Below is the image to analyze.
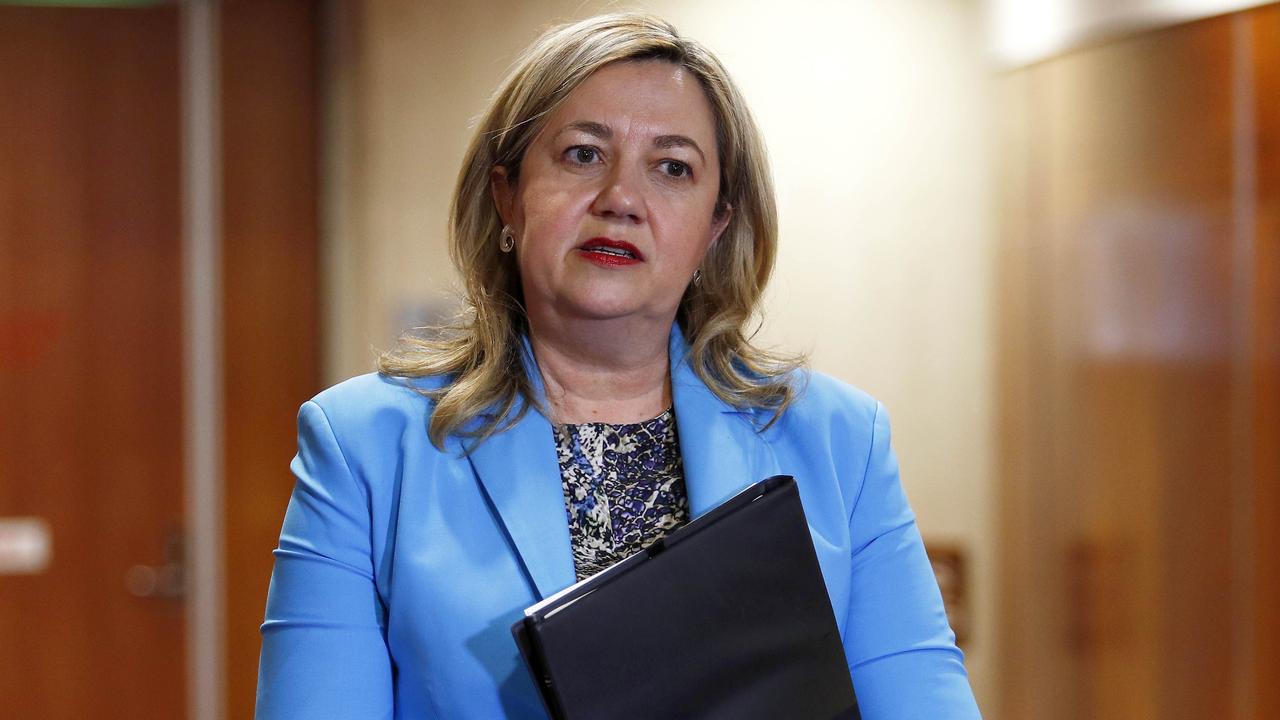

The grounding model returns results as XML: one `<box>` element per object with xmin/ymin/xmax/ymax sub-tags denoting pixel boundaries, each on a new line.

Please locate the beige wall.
<box><xmin>323</xmin><ymin>0</ymin><xmax>996</xmax><ymax>713</ymax></box>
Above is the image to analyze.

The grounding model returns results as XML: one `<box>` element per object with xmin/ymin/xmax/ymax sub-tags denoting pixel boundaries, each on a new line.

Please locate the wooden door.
<box><xmin>0</xmin><ymin>6</ymin><xmax>186</xmax><ymax>718</ymax></box>
<box><xmin>0</xmin><ymin>3</ymin><xmax>322</xmax><ymax>716</ymax></box>
<box><xmin>219</xmin><ymin>1</ymin><xmax>322</xmax><ymax>716</ymax></box>
<box><xmin>998</xmin><ymin>6</ymin><xmax>1280</xmax><ymax>719</ymax></box>
<box><xmin>1253</xmin><ymin>7</ymin><xmax>1280</xmax><ymax>718</ymax></box>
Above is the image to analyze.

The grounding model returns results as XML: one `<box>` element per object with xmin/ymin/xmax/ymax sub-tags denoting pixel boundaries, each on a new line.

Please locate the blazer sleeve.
<box><xmin>842</xmin><ymin>401</ymin><xmax>982</xmax><ymax>719</ymax></box>
<box><xmin>255</xmin><ymin>401</ymin><xmax>401</xmax><ymax>720</ymax></box>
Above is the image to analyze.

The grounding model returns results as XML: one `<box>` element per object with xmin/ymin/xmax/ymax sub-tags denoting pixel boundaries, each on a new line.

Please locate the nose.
<box><xmin>589</xmin><ymin>164</ymin><xmax>645</xmax><ymax>224</ymax></box>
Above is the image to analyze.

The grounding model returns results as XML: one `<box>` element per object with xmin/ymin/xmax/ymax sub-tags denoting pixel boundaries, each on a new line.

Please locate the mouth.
<box><xmin>576</xmin><ymin>237</ymin><xmax>643</xmax><ymax>265</ymax></box>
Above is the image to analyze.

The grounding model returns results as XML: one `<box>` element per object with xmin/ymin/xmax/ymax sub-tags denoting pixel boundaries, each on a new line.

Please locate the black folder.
<box><xmin>511</xmin><ymin>475</ymin><xmax>860</xmax><ymax>720</ymax></box>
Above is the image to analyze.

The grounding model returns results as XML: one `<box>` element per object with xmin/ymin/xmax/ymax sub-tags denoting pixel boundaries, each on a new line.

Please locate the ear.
<box><xmin>490</xmin><ymin>165</ymin><xmax>515</xmax><ymax>225</ymax></box>
<box><xmin>708</xmin><ymin>202</ymin><xmax>733</xmax><ymax>248</ymax></box>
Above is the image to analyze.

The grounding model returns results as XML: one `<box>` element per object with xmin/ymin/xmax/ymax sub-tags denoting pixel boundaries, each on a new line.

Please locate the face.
<box><xmin>491</xmin><ymin>60</ymin><xmax>731</xmax><ymax>326</ymax></box>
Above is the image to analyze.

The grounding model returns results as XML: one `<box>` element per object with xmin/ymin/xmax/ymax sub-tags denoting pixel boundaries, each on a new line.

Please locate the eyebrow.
<box><xmin>557</xmin><ymin>121</ymin><xmax>706</xmax><ymax>164</ymax></box>
<box><xmin>654</xmin><ymin>134</ymin><xmax>706</xmax><ymax>164</ymax></box>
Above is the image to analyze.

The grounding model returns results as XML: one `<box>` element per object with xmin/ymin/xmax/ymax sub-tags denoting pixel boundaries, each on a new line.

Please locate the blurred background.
<box><xmin>0</xmin><ymin>0</ymin><xmax>1275</xmax><ymax>718</ymax></box>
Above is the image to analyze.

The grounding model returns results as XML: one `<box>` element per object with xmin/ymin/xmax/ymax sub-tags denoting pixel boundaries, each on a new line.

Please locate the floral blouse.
<box><xmin>552</xmin><ymin>408</ymin><xmax>689</xmax><ymax>581</ymax></box>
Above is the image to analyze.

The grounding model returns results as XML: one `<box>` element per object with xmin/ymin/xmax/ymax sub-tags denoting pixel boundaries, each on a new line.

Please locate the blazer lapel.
<box><xmin>669</xmin><ymin>328</ymin><xmax>781</xmax><ymax>516</ymax></box>
<box><xmin>464</xmin><ymin>343</ymin><xmax>575</xmax><ymax>600</ymax></box>
<box><xmin>463</xmin><ymin>328</ymin><xmax>781</xmax><ymax>599</ymax></box>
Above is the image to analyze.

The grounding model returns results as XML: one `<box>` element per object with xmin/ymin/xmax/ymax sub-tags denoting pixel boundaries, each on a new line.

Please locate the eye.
<box><xmin>566</xmin><ymin>146</ymin><xmax>601</xmax><ymax>165</ymax></box>
<box><xmin>660</xmin><ymin>160</ymin><xmax>691</xmax><ymax>179</ymax></box>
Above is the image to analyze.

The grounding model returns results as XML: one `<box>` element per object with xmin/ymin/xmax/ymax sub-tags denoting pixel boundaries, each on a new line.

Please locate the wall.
<box><xmin>323</xmin><ymin>0</ymin><xmax>997</xmax><ymax>712</ymax></box>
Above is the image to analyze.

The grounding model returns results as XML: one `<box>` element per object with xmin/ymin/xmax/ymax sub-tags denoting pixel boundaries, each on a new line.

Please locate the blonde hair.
<box><xmin>379</xmin><ymin>12</ymin><xmax>803</xmax><ymax>450</ymax></box>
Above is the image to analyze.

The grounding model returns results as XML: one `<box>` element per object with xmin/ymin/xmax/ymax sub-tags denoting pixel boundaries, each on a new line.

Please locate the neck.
<box><xmin>527</xmin><ymin>314</ymin><xmax>673</xmax><ymax>425</ymax></box>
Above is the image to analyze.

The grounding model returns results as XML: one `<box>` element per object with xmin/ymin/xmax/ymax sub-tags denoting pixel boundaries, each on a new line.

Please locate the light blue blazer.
<box><xmin>256</xmin><ymin>328</ymin><xmax>981</xmax><ymax>719</ymax></box>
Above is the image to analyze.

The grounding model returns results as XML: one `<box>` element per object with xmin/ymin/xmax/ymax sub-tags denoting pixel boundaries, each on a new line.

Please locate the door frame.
<box><xmin>182</xmin><ymin>2</ymin><xmax>225</xmax><ymax>719</ymax></box>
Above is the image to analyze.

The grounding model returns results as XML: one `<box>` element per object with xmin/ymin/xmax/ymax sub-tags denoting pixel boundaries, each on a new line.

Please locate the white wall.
<box><xmin>324</xmin><ymin>0</ymin><xmax>997</xmax><ymax>713</ymax></box>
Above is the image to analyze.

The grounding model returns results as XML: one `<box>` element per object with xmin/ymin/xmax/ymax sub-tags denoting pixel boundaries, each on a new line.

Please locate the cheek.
<box><xmin>518</xmin><ymin>182</ymin><xmax>585</xmax><ymax>239</ymax></box>
<box><xmin>658</xmin><ymin>202</ymin><xmax>717</xmax><ymax>263</ymax></box>
<box><xmin>513</xmin><ymin>186</ymin><xmax>585</xmax><ymax>284</ymax></box>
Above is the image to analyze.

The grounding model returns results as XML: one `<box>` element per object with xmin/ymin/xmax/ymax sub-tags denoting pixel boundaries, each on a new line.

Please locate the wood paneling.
<box><xmin>998</xmin><ymin>8</ymin><xmax>1276</xmax><ymax>719</ymax></box>
<box><xmin>1251</xmin><ymin>5</ymin><xmax>1280</xmax><ymax>718</ymax></box>
<box><xmin>0</xmin><ymin>6</ymin><xmax>185</xmax><ymax>718</ymax></box>
<box><xmin>220</xmin><ymin>1</ymin><xmax>322</xmax><ymax>717</ymax></box>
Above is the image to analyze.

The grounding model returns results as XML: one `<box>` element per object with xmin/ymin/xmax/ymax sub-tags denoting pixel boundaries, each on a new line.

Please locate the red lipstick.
<box><xmin>576</xmin><ymin>237</ymin><xmax>643</xmax><ymax>267</ymax></box>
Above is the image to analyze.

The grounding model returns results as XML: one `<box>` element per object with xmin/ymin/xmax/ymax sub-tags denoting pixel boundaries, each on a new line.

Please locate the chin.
<box><xmin>551</xmin><ymin>285</ymin><xmax>636</xmax><ymax>319</ymax></box>
<box><xmin>564</xmin><ymin>302</ymin><xmax>643</xmax><ymax>322</ymax></box>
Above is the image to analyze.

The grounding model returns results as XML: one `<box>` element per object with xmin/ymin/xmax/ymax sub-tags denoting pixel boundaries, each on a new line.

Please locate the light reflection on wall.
<box><xmin>986</xmin><ymin>0</ymin><xmax>1274</xmax><ymax>65</ymax></box>
<box><xmin>1079</xmin><ymin>203</ymin><xmax>1231</xmax><ymax>361</ymax></box>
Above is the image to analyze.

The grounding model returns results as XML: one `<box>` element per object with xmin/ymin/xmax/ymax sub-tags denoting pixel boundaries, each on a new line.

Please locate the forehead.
<box><xmin>544</xmin><ymin>60</ymin><xmax>717</xmax><ymax>146</ymax></box>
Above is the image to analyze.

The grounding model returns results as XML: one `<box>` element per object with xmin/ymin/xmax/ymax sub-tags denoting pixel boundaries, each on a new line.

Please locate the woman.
<box><xmin>257</xmin><ymin>12</ymin><xmax>980</xmax><ymax>719</ymax></box>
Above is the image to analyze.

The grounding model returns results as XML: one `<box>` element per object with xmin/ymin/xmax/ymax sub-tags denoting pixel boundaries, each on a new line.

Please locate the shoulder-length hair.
<box><xmin>379</xmin><ymin>12</ymin><xmax>803</xmax><ymax>450</ymax></box>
